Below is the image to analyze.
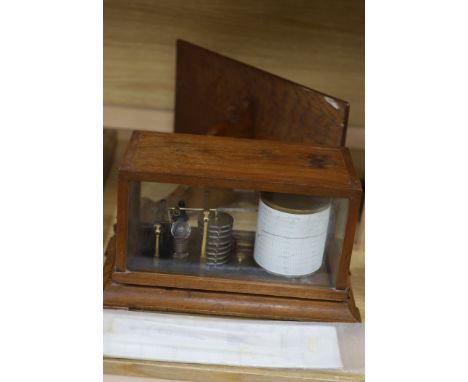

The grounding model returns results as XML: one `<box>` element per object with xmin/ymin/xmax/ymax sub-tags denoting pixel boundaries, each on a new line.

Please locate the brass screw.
<box><xmin>237</xmin><ymin>252</ymin><xmax>247</xmax><ymax>264</ymax></box>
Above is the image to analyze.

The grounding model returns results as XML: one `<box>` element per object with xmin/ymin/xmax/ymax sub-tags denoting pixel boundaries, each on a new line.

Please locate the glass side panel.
<box><xmin>125</xmin><ymin>182</ymin><xmax>348</xmax><ymax>288</ymax></box>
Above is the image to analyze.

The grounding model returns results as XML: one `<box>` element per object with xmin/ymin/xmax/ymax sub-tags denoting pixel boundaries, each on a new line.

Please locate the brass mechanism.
<box><xmin>154</xmin><ymin>223</ymin><xmax>161</xmax><ymax>258</ymax></box>
<box><xmin>200</xmin><ymin>209</ymin><xmax>210</xmax><ymax>262</ymax></box>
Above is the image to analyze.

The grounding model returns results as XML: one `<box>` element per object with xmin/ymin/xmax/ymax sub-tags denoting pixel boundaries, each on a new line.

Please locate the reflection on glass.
<box><xmin>126</xmin><ymin>182</ymin><xmax>349</xmax><ymax>288</ymax></box>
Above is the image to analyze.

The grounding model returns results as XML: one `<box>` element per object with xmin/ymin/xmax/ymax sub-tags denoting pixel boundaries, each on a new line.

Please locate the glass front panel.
<box><xmin>125</xmin><ymin>181</ymin><xmax>348</xmax><ymax>288</ymax></box>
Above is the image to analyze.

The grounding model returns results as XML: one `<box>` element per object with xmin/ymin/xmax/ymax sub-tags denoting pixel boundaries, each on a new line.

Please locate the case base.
<box><xmin>104</xmin><ymin>236</ymin><xmax>361</xmax><ymax>323</ymax></box>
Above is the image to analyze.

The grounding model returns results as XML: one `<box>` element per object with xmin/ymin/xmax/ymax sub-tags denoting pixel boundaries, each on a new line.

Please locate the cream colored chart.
<box><xmin>254</xmin><ymin>200</ymin><xmax>331</xmax><ymax>276</ymax></box>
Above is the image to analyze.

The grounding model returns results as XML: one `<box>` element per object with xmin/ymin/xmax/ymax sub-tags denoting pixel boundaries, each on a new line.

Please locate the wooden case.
<box><xmin>104</xmin><ymin>131</ymin><xmax>362</xmax><ymax>322</ymax></box>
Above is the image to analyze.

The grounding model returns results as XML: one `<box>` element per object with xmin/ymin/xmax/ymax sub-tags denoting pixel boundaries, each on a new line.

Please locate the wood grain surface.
<box><xmin>104</xmin><ymin>280</ymin><xmax>360</xmax><ymax>322</ymax></box>
<box><xmin>111</xmin><ymin>270</ymin><xmax>349</xmax><ymax>301</ymax></box>
<box><xmin>104</xmin><ymin>358</ymin><xmax>364</xmax><ymax>382</ymax></box>
<box><xmin>175</xmin><ymin>40</ymin><xmax>349</xmax><ymax>147</ymax></box>
<box><xmin>119</xmin><ymin>131</ymin><xmax>361</xmax><ymax>197</ymax></box>
<box><xmin>104</xmin><ymin>0</ymin><xmax>364</xmax><ymax>129</ymax></box>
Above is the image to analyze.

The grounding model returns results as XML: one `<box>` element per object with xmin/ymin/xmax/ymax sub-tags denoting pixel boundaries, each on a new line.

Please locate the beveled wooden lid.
<box><xmin>120</xmin><ymin>131</ymin><xmax>362</xmax><ymax>198</ymax></box>
<box><xmin>175</xmin><ymin>40</ymin><xmax>349</xmax><ymax>147</ymax></box>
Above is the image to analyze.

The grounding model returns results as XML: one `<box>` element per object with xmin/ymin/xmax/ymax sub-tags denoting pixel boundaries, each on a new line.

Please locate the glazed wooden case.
<box><xmin>103</xmin><ymin>131</ymin><xmax>362</xmax><ymax>322</ymax></box>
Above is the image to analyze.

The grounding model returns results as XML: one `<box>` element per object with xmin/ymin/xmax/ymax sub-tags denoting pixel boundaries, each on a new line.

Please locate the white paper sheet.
<box><xmin>104</xmin><ymin>310</ymin><xmax>344</xmax><ymax>369</ymax></box>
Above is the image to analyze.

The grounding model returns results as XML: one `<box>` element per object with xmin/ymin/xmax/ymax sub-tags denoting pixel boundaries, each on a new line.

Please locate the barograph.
<box><xmin>103</xmin><ymin>131</ymin><xmax>362</xmax><ymax>322</ymax></box>
<box><xmin>103</xmin><ymin>41</ymin><xmax>362</xmax><ymax>322</ymax></box>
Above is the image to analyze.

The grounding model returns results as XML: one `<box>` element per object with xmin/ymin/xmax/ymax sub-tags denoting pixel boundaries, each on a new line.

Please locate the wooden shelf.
<box><xmin>104</xmin><ymin>358</ymin><xmax>364</xmax><ymax>382</ymax></box>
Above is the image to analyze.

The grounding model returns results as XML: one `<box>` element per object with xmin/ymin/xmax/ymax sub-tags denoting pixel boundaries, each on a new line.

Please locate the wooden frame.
<box><xmin>104</xmin><ymin>131</ymin><xmax>362</xmax><ymax>322</ymax></box>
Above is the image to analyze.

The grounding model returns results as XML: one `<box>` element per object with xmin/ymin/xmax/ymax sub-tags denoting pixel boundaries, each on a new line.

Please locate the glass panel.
<box><xmin>126</xmin><ymin>181</ymin><xmax>348</xmax><ymax>288</ymax></box>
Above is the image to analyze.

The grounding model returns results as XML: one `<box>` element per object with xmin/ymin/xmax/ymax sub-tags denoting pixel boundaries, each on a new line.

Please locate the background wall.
<box><xmin>104</xmin><ymin>0</ymin><xmax>364</xmax><ymax>132</ymax></box>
